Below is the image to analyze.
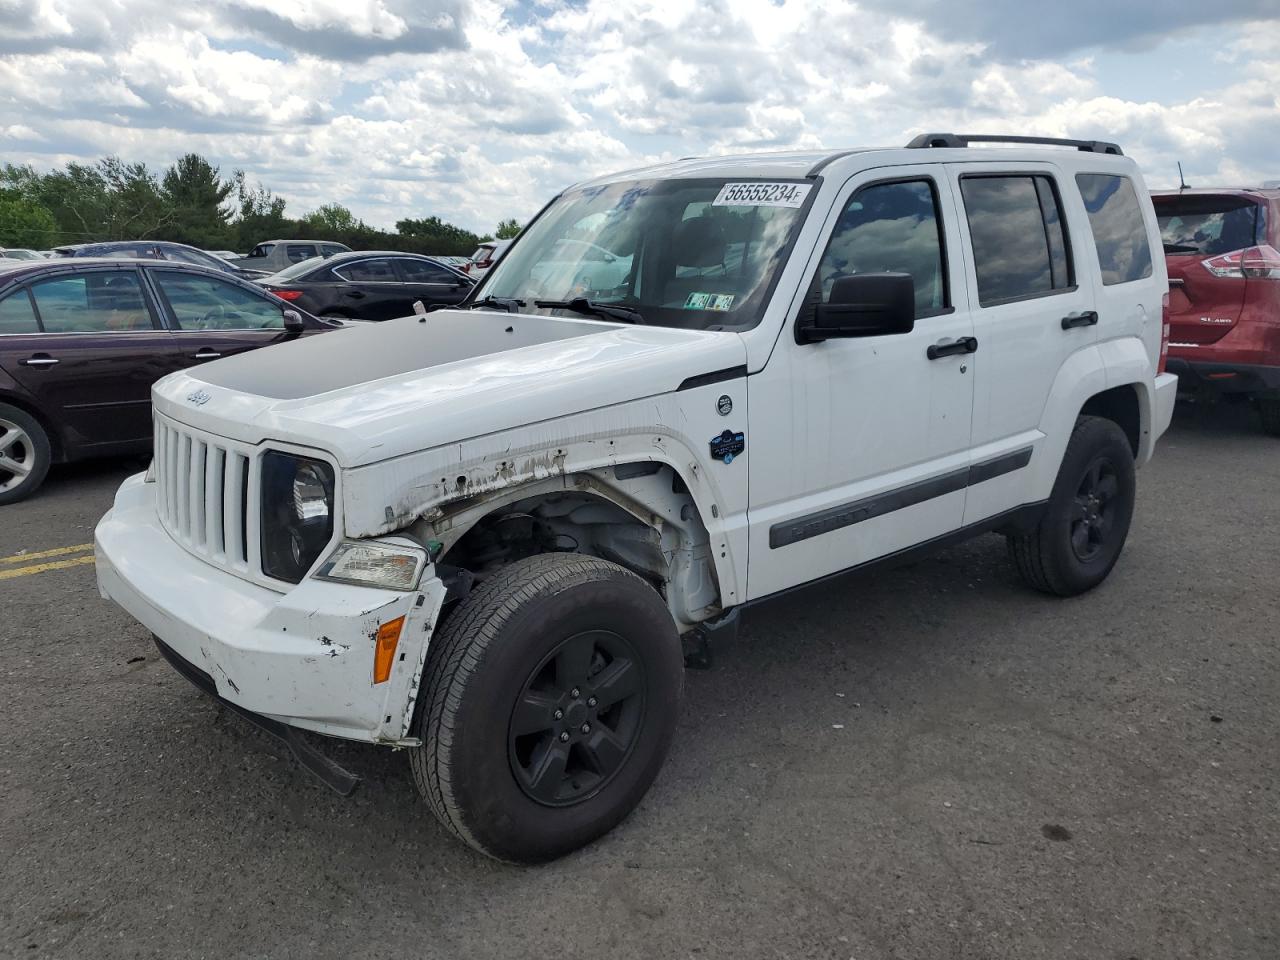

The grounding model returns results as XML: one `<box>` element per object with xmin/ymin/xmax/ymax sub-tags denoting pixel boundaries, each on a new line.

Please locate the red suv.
<box><xmin>1152</xmin><ymin>188</ymin><xmax>1280</xmax><ymax>434</ymax></box>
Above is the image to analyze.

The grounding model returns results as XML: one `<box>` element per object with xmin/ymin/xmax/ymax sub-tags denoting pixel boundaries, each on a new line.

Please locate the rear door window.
<box><xmin>334</xmin><ymin>258</ymin><xmax>397</xmax><ymax>282</ymax></box>
<box><xmin>396</xmin><ymin>258</ymin><xmax>457</xmax><ymax>283</ymax></box>
<box><xmin>960</xmin><ymin>174</ymin><xmax>1073</xmax><ymax>306</ymax></box>
<box><xmin>285</xmin><ymin>244</ymin><xmax>319</xmax><ymax>263</ymax></box>
<box><xmin>29</xmin><ymin>271</ymin><xmax>155</xmax><ymax>332</ymax></box>
<box><xmin>0</xmin><ymin>289</ymin><xmax>40</xmax><ymax>334</ymax></box>
<box><xmin>1075</xmin><ymin>174</ymin><xmax>1154</xmax><ymax>285</ymax></box>
<box><xmin>1154</xmin><ymin>195</ymin><xmax>1263</xmax><ymax>256</ymax></box>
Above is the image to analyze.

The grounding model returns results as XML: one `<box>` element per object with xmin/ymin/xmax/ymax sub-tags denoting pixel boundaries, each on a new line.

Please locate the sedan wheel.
<box><xmin>0</xmin><ymin>404</ymin><xmax>52</xmax><ymax>504</ymax></box>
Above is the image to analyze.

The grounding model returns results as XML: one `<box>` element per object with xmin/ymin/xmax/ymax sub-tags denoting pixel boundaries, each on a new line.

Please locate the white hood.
<box><xmin>152</xmin><ymin>310</ymin><xmax>747</xmax><ymax>466</ymax></box>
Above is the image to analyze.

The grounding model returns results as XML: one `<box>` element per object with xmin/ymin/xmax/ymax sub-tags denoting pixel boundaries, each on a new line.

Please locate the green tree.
<box><xmin>0</xmin><ymin>196</ymin><xmax>57</xmax><ymax>248</ymax></box>
<box><xmin>231</xmin><ymin>172</ymin><xmax>289</xmax><ymax>251</ymax></box>
<box><xmin>494</xmin><ymin>218</ymin><xmax>522</xmax><ymax>239</ymax></box>
<box><xmin>160</xmin><ymin>154</ymin><xmax>233</xmax><ymax>248</ymax></box>
<box><xmin>395</xmin><ymin>215</ymin><xmax>481</xmax><ymax>255</ymax></box>
<box><xmin>302</xmin><ymin>203</ymin><xmax>360</xmax><ymax>234</ymax></box>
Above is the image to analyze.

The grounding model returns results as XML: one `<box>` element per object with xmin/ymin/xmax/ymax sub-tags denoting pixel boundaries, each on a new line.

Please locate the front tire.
<box><xmin>410</xmin><ymin>554</ymin><xmax>684</xmax><ymax>863</ymax></box>
<box><xmin>1007</xmin><ymin>416</ymin><xmax>1136</xmax><ymax>596</ymax></box>
<box><xmin>0</xmin><ymin>403</ymin><xmax>52</xmax><ymax>505</ymax></box>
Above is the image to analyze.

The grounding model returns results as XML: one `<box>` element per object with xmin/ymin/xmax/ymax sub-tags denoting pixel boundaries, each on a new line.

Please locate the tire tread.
<box><xmin>1006</xmin><ymin>415</ymin><xmax>1132</xmax><ymax>597</ymax></box>
<box><xmin>410</xmin><ymin>553</ymin><xmax>657</xmax><ymax>858</ymax></box>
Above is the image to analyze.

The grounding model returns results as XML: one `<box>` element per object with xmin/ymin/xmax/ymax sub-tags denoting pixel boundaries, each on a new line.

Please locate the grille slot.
<box><xmin>154</xmin><ymin>416</ymin><xmax>257</xmax><ymax>575</ymax></box>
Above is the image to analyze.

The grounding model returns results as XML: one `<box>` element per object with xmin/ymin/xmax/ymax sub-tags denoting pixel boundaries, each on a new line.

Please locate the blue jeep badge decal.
<box><xmin>710</xmin><ymin>429</ymin><xmax>745</xmax><ymax>464</ymax></box>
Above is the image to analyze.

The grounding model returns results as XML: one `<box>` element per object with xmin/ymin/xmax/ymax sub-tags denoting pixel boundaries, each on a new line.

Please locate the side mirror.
<box><xmin>797</xmin><ymin>273</ymin><xmax>915</xmax><ymax>343</ymax></box>
<box><xmin>282</xmin><ymin>309</ymin><xmax>306</xmax><ymax>333</ymax></box>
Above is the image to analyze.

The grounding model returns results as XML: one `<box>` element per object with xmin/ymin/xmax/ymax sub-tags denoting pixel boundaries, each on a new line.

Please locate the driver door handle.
<box><xmin>927</xmin><ymin>336</ymin><xmax>978</xmax><ymax>360</ymax></box>
<box><xmin>193</xmin><ymin>349</ymin><xmax>222</xmax><ymax>360</ymax></box>
<box><xmin>1061</xmin><ymin>310</ymin><xmax>1099</xmax><ymax>329</ymax></box>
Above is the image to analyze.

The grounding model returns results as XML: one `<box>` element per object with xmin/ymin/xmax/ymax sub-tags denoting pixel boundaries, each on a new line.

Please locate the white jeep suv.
<box><xmin>96</xmin><ymin>133</ymin><xmax>1178</xmax><ymax>862</ymax></box>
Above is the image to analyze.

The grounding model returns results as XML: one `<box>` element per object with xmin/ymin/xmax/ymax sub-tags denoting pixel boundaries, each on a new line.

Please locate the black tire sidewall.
<box><xmin>0</xmin><ymin>403</ymin><xmax>52</xmax><ymax>505</ymax></box>
<box><xmin>1042</xmin><ymin>419</ymin><xmax>1136</xmax><ymax>592</ymax></box>
<box><xmin>433</xmin><ymin>565</ymin><xmax>682</xmax><ymax>862</ymax></box>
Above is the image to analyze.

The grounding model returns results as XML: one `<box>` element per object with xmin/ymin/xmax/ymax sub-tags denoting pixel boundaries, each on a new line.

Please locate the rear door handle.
<box><xmin>1061</xmin><ymin>311</ymin><xmax>1099</xmax><ymax>330</ymax></box>
<box><xmin>345</xmin><ymin>290</ymin><xmax>366</xmax><ymax>299</ymax></box>
<box><xmin>18</xmin><ymin>354</ymin><xmax>59</xmax><ymax>367</ymax></box>
<box><xmin>193</xmin><ymin>349</ymin><xmax>222</xmax><ymax>360</ymax></box>
<box><xmin>927</xmin><ymin>336</ymin><xmax>978</xmax><ymax>360</ymax></box>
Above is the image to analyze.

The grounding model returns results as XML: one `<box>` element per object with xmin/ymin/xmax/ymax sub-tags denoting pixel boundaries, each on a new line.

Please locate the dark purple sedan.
<box><xmin>0</xmin><ymin>258</ymin><xmax>338</xmax><ymax>504</ymax></box>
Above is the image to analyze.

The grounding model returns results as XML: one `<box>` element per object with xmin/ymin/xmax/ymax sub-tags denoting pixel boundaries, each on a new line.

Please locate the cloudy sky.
<box><xmin>2</xmin><ymin>0</ymin><xmax>1278</xmax><ymax>234</ymax></box>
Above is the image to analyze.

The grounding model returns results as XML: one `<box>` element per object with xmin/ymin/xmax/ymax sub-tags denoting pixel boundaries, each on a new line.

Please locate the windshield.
<box><xmin>269</xmin><ymin>256</ymin><xmax>327</xmax><ymax>281</ymax></box>
<box><xmin>478</xmin><ymin>177</ymin><xmax>814</xmax><ymax>330</ymax></box>
<box><xmin>1154</xmin><ymin>195</ymin><xmax>1263</xmax><ymax>255</ymax></box>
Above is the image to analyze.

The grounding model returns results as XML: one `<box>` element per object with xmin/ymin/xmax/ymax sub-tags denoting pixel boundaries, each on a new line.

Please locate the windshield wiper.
<box><xmin>534</xmin><ymin>297</ymin><xmax>644</xmax><ymax>325</ymax></box>
<box><xmin>465</xmin><ymin>295</ymin><xmax>526</xmax><ymax>313</ymax></box>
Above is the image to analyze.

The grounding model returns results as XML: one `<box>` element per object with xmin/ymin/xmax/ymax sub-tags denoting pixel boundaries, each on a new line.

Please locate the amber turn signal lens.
<box><xmin>373</xmin><ymin>616</ymin><xmax>405</xmax><ymax>684</ymax></box>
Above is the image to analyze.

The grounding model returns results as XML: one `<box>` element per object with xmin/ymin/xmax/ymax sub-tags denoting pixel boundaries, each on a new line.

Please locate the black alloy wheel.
<box><xmin>508</xmin><ymin>629</ymin><xmax>645</xmax><ymax>807</ymax></box>
<box><xmin>1070</xmin><ymin>456</ymin><xmax>1120</xmax><ymax>563</ymax></box>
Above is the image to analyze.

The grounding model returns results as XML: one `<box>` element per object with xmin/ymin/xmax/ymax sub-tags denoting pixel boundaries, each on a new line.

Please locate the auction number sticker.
<box><xmin>713</xmin><ymin>182</ymin><xmax>811</xmax><ymax>208</ymax></box>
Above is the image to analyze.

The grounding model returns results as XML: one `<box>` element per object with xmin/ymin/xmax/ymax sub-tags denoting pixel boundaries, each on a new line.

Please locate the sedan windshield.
<box><xmin>478</xmin><ymin>177</ymin><xmax>814</xmax><ymax>330</ymax></box>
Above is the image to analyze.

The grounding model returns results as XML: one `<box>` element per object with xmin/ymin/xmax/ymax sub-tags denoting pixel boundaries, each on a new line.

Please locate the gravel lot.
<box><xmin>2</xmin><ymin>400</ymin><xmax>1277</xmax><ymax>960</ymax></box>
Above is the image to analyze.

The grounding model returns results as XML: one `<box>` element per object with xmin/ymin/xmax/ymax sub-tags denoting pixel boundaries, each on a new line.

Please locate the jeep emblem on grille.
<box><xmin>186</xmin><ymin>390</ymin><xmax>211</xmax><ymax>406</ymax></box>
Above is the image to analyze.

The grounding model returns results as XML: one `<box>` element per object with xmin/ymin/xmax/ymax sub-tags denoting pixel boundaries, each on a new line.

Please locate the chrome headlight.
<box><xmin>261</xmin><ymin>451</ymin><xmax>335</xmax><ymax>583</ymax></box>
<box><xmin>316</xmin><ymin>540</ymin><xmax>427</xmax><ymax>591</ymax></box>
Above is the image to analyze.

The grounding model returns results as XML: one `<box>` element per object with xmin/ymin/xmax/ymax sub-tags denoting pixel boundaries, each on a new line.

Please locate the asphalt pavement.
<box><xmin>2</xmin><ymin>401</ymin><xmax>1277</xmax><ymax>960</ymax></box>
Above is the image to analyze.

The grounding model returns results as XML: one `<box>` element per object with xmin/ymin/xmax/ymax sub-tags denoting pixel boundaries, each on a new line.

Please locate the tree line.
<box><xmin>0</xmin><ymin>153</ymin><xmax>522</xmax><ymax>256</ymax></box>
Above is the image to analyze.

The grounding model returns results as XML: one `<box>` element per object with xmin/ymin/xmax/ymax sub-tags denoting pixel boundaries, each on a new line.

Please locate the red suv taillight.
<box><xmin>1159</xmin><ymin>291</ymin><xmax>1170</xmax><ymax>374</ymax></box>
<box><xmin>1203</xmin><ymin>244</ymin><xmax>1280</xmax><ymax>280</ymax></box>
<box><xmin>268</xmin><ymin>288</ymin><xmax>305</xmax><ymax>301</ymax></box>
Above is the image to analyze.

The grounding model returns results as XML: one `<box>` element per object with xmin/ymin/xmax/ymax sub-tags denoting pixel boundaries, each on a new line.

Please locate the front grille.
<box><xmin>154</xmin><ymin>415</ymin><xmax>258</xmax><ymax>576</ymax></box>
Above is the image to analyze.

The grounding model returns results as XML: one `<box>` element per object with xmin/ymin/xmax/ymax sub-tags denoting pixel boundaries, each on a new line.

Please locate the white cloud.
<box><xmin>1</xmin><ymin>0</ymin><xmax>1277</xmax><ymax>232</ymax></box>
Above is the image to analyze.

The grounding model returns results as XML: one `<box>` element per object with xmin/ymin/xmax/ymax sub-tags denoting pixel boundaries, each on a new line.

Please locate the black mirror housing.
<box><xmin>797</xmin><ymin>272</ymin><xmax>915</xmax><ymax>343</ymax></box>
<box><xmin>282</xmin><ymin>309</ymin><xmax>306</xmax><ymax>333</ymax></box>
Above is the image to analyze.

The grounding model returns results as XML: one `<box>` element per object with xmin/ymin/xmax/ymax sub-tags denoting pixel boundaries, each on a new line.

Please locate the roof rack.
<box><xmin>906</xmin><ymin>133</ymin><xmax>1123</xmax><ymax>156</ymax></box>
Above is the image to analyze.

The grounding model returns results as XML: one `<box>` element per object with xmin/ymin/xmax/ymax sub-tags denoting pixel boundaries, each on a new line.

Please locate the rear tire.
<box><xmin>0</xmin><ymin>403</ymin><xmax>52</xmax><ymax>505</ymax></box>
<box><xmin>1007</xmin><ymin>415</ymin><xmax>1136</xmax><ymax>596</ymax></box>
<box><xmin>1258</xmin><ymin>397</ymin><xmax>1280</xmax><ymax>437</ymax></box>
<box><xmin>410</xmin><ymin>553</ymin><xmax>683</xmax><ymax>863</ymax></box>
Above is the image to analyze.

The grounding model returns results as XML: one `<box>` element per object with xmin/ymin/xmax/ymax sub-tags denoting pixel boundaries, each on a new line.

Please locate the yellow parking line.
<box><xmin>0</xmin><ymin>555</ymin><xmax>97</xmax><ymax>581</ymax></box>
<box><xmin>0</xmin><ymin>543</ymin><xmax>94</xmax><ymax>566</ymax></box>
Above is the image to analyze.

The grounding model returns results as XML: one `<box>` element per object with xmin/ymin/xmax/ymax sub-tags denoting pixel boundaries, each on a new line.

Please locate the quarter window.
<box><xmin>812</xmin><ymin>179</ymin><xmax>948</xmax><ymax>316</ymax></box>
<box><xmin>0</xmin><ymin>289</ymin><xmax>39</xmax><ymax>334</ymax></box>
<box><xmin>335</xmin><ymin>258</ymin><xmax>396</xmax><ymax>282</ymax></box>
<box><xmin>1076</xmin><ymin>174</ymin><xmax>1154</xmax><ymax>285</ymax></box>
<box><xmin>961</xmin><ymin>175</ymin><xmax>1073</xmax><ymax>306</ymax></box>
<box><xmin>29</xmin><ymin>272</ymin><xmax>154</xmax><ymax>332</ymax></box>
<box><xmin>152</xmin><ymin>271</ymin><xmax>284</xmax><ymax>330</ymax></box>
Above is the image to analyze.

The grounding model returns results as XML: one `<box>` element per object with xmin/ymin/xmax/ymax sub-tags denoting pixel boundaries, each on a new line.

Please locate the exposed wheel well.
<box><xmin>420</xmin><ymin>463</ymin><xmax>724</xmax><ymax>632</ymax></box>
<box><xmin>1080</xmin><ymin>384</ymin><xmax>1140</xmax><ymax>457</ymax></box>
<box><xmin>0</xmin><ymin>393</ymin><xmax>65</xmax><ymax>463</ymax></box>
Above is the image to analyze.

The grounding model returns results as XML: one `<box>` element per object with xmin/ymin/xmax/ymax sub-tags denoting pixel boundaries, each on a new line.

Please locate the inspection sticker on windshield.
<box><xmin>713</xmin><ymin>182</ymin><xmax>811</xmax><ymax>208</ymax></box>
<box><xmin>685</xmin><ymin>292</ymin><xmax>735</xmax><ymax>311</ymax></box>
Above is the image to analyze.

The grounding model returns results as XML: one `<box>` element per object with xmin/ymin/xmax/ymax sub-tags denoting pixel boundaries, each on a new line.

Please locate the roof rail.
<box><xmin>906</xmin><ymin>133</ymin><xmax>1123</xmax><ymax>156</ymax></box>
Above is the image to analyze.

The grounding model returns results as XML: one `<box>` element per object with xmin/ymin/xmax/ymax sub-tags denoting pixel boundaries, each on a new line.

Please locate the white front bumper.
<box><xmin>95</xmin><ymin>473</ymin><xmax>446</xmax><ymax>744</ymax></box>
